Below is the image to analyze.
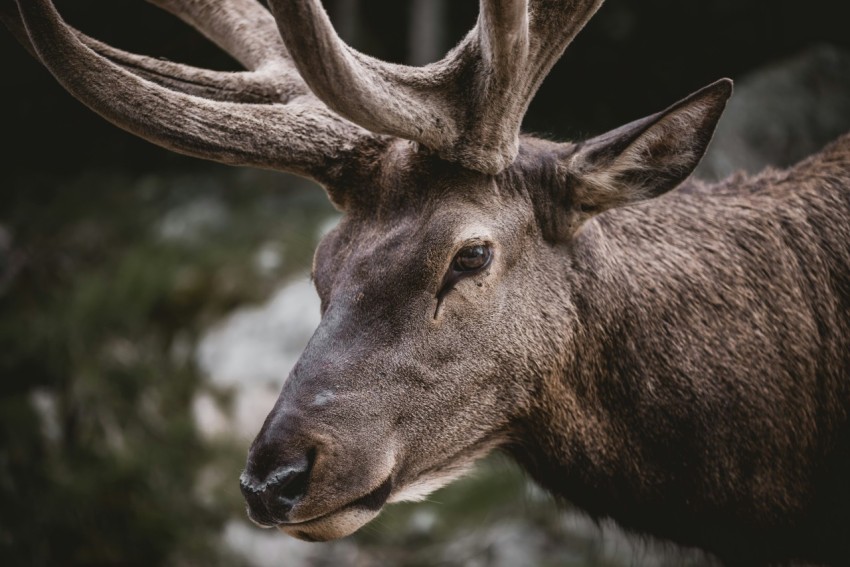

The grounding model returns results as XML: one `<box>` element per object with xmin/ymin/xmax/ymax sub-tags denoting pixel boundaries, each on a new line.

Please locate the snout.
<box><xmin>240</xmin><ymin>408</ymin><xmax>396</xmax><ymax>541</ymax></box>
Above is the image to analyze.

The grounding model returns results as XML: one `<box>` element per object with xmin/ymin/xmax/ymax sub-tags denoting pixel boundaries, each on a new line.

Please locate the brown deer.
<box><xmin>5</xmin><ymin>0</ymin><xmax>850</xmax><ymax>564</ymax></box>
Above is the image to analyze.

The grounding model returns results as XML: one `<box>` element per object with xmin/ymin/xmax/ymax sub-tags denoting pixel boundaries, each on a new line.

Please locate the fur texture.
<box><xmin>513</xmin><ymin>133</ymin><xmax>850</xmax><ymax>565</ymax></box>
<box><xmin>7</xmin><ymin>0</ymin><xmax>850</xmax><ymax>563</ymax></box>
<box><xmin>245</xmin><ymin>121</ymin><xmax>849</xmax><ymax>564</ymax></box>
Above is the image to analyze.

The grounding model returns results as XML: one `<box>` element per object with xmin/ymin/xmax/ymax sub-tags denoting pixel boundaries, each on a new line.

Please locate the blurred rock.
<box><xmin>195</xmin><ymin>275</ymin><xmax>321</xmax><ymax>441</ymax></box>
<box><xmin>697</xmin><ymin>44</ymin><xmax>850</xmax><ymax>181</ymax></box>
<box><xmin>196</xmin><ymin>275</ymin><xmax>320</xmax><ymax>389</ymax></box>
<box><xmin>158</xmin><ymin>195</ymin><xmax>229</xmax><ymax>243</ymax></box>
<box><xmin>222</xmin><ymin>519</ymin><xmax>363</xmax><ymax>567</ymax></box>
<box><xmin>253</xmin><ymin>241</ymin><xmax>286</xmax><ymax>277</ymax></box>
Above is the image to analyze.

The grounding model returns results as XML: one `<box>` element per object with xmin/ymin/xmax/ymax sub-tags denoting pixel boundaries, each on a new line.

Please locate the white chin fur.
<box><xmin>387</xmin><ymin>464</ymin><xmax>475</xmax><ymax>503</ymax></box>
<box><xmin>278</xmin><ymin>506</ymin><xmax>380</xmax><ymax>542</ymax></box>
<box><xmin>388</xmin><ymin>438</ymin><xmax>505</xmax><ymax>503</ymax></box>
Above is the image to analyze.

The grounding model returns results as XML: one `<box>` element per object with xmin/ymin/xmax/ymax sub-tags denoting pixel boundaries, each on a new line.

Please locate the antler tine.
<box><xmin>14</xmin><ymin>0</ymin><xmax>376</xmax><ymax>185</ymax></box>
<box><xmin>147</xmin><ymin>0</ymin><xmax>291</xmax><ymax>72</ymax></box>
<box><xmin>479</xmin><ymin>0</ymin><xmax>529</xmax><ymax>80</ymax></box>
<box><xmin>524</xmin><ymin>0</ymin><xmax>607</xmax><ymax>90</ymax></box>
<box><xmin>267</xmin><ymin>0</ymin><xmax>605</xmax><ymax>174</ymax></box>
<box><xmin>83</xmin><ymin>34</ymin><xmax>305</xmax><ymax>104</ymax></box>
<box><xmin>1</xmin><ymin>0</ymin><xmax>35</xmax><ymax>57</ymax></box>
<box><xmin>267</xmin><ymin>0</ymin><xmax>453</xmax><ymax>163</ymax></box>
<box><xmin>2</xmin><ymin>3</ymin><xmax>301</xmax><ymax>104</ymax></box>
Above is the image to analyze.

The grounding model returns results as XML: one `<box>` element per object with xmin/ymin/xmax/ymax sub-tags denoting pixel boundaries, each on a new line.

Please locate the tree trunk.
<box><xmin>408</xmin><ymin>0</ymin><xmax>446</xmax><ymax>65</ymax></box>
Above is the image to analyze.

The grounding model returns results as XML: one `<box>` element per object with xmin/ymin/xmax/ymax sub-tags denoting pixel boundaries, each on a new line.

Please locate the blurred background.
<box><xmin>2</xmin><ymin>1</ymin><xmax>850</xmax><ymax>565</ymax></box>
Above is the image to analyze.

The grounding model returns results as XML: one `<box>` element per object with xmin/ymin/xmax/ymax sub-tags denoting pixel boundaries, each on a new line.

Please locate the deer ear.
<box><xmin>565</xmin><ymin>79</ymin><xmax>732</xmax><ymax>218</ymax></box>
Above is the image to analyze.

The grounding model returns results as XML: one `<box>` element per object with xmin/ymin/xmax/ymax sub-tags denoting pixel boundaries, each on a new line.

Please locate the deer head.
<box><xmin>5</xmin><ymin>0</ymin><xmax>732</xmax><ymax>542</ymax></box>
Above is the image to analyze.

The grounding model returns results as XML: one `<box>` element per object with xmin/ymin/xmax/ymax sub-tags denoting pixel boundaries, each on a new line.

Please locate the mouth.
<box><xmin>245</xmin><ymin>435</ymin><xmax>505</xmax><ymax>540</ymax></box>
<box><xmin>249</xmin><ymin>475</ymin><xmax>394</xmax><ymax>541</ymax></box>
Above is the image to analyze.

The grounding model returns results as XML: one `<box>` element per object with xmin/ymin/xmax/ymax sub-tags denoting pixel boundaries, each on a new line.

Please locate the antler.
<box><xmin>5</xmin><ymin>0</ymin><xmax>379</xmax><ymax>186</ymax></box>
<box><xmin>268</xmin><ymin>0</ymin><xmax>605</xmax><ymax>173</ymax></box>
<box><xmin>147</xmin><ymin>0</ymin><xmax>290</xmax><ymax>72</ymax></box>
<box><xmin>5</xmin><ymin>0</ymin><xmax>605</xmax><ymax>182</ymax></box>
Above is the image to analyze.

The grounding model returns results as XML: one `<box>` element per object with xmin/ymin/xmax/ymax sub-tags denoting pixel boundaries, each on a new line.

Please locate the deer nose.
<box><xmin>240</xmin><ymin>452</ymin><xmax>312</xmax><ymax>526</ymax></box>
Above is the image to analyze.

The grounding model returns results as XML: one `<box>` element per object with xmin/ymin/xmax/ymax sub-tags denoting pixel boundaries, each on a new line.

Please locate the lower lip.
<box><xmin>274</xmin><ymin>475</ymin><xmax>394</xmax><ymax>528</ymax></box>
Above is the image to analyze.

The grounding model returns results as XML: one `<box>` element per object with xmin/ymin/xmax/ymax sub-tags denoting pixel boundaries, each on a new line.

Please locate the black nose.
<box><xmin>240</xmin><ymin>451</ymin><xmax>312</xmax><ymax>526</ymax></box>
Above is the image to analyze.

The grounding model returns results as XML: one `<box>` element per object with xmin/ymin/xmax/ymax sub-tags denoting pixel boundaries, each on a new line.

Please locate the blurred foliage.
<box><xmin>0</xmin><ymin>168</ymin><xmax>332</xmax><ymax>565</ymax></box>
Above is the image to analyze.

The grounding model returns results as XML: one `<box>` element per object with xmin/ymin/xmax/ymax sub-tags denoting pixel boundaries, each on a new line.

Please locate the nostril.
<box><xmin>240</xmin><ymin>448</ymin><xmax>315</xmax><ymax>522</ymax></box>
<box><xmin>267</xmin><ymin>462</ymin><xmax>310</xmax><ymax>505</ymax></box>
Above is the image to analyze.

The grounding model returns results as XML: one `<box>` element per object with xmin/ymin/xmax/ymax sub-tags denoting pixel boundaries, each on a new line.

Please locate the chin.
<box><xmin>277</xmin><ymin>506</ymin><xmax>382</xmax><ymax>542</ymax></box>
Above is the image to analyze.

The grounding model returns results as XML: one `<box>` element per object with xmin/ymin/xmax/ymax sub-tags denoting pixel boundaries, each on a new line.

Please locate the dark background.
<box><xmin>4</xmin><ymin>0</ymin><xmax>850</xmax><ymax>176</ymax></box>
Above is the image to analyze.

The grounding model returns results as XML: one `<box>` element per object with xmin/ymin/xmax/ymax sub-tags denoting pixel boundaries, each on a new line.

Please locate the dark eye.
<box><xmin>452</xmin><ymin>245</ymin><xmax>492</xmax><ymax>272</ymax></box>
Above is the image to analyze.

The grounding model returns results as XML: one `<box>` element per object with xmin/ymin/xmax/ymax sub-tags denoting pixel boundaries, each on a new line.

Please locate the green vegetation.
<box><xmin>0</xmin><ymin>167</ymin><xmax>331</xmax><ymax>566</ymax></box>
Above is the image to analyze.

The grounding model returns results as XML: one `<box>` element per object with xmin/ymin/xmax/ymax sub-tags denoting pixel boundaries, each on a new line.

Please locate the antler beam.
<box><xmin>268</xmin><ymin>0</ymin><xmax>605</xmax><ymax>174</ymax></box>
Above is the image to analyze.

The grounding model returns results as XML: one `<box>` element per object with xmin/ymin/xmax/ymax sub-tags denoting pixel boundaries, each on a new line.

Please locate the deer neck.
<box><xmin>511</xmin><ymin>212</ymin><xmax>691</xmax><ymax>519</ymax></box>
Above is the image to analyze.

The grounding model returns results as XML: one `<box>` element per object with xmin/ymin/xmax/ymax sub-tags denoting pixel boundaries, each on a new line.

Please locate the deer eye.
<box><xmin>452</xmin><ymin>245</ymin><xmax>492</xmax><ymax>273</ymax></box>
<box><xmin>435</xmin><ymin>244</ymin><xmax>495</xmax><ymax>315</ymax></box>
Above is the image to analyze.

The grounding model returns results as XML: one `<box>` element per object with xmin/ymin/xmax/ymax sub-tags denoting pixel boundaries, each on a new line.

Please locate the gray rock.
<box><xmin>697</xmin><ymin>44</ymin><xmax>850</xmax><ymax>181</ymax></box>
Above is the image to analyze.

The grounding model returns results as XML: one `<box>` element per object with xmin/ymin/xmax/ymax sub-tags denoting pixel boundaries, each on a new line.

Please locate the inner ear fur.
<box><xmin>553</xmin><ymin>79</ymin><xmax>733</xmax><ymax>237</ymax></box>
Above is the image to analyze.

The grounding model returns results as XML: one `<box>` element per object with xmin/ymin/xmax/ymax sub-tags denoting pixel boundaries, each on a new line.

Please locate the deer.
<box><xmin>5</xmin><ymin>0</ymin><xmax>850</xmax><ymax>565</ymax></box>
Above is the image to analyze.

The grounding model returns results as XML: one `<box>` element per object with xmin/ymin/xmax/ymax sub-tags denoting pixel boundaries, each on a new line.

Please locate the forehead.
<box><xmin>318</xmin><ymin>140</ymin><xmax>563</xmax><ymax>268</ymax></box>
<box><xmin>355</xmin><ymin>144</ymin><xmax>545</xmax><ymax>220</ymax></box>
<box><xmin>347</xmin><ymin>176</ymin><xmax>518</xmax><ymax>251</ymax></box>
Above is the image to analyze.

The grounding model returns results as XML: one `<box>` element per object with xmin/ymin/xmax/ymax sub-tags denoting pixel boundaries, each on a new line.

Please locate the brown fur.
<box><xmin>511</xmin><ymin>133</ymin><xmax>850</xmax><ymax>565</ymax></box>
<box><xmin>246</xmin><ymin>118</ymin><xmax>850</xmax><ymax>564</ymax></box>
<box><xmin>7</xmin><ymin>0</ymin><xmax>850</xmax><ymax>563</ymax></box>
